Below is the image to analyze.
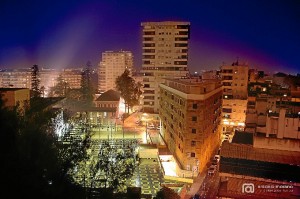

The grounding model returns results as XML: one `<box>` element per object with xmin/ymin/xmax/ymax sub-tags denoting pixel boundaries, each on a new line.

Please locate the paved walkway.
<box><xmin>184</xmin><ymin>168</ymin><xmax>207</xmax><ymax>199</ymax></box>
<box><xmin>129</xmin><ymin>158</ymin><xmax>181</xmax><ymax>196</ymax></box>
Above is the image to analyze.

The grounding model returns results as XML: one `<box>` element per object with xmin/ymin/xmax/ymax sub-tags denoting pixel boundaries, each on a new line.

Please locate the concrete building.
<box><xmin>201</xmin><ymin>70</ymin><xmax>220</xmax><ymax>80</ymax></box>
<box><xmin>98</xmin><ymin>51</ymin><xmax>133</xmax><ymax>93</ymax></box>
<box><xmin>141</xmin><ymin>21</ymin><xmax>190</xmax><ymax>114</ymax></box>
<box><xmin>0</xmin><ymin>68</ymin><xmax>83</xmax><ymax>97</ymax></box>
<box><xmin>60</xmin><ymin>68</ymin><xmax>82</xmax><ymax>89</ymax></box>
<box><xmin>218</xmin><ymin>132</ymin><xmax>300</xmax><ymax>198</ymax></box>
<box><xmin>0</xmin><ymin>69</ymin><xmax>31</xmax><ymax>89</ymax></box>
<box><xmin>0</xmin><ymin>88</ymin><xmax>30</xmax><ymax>113</ymax></box>
<box><xmin>220</xmin><ymin>61</ymin><xmax>249</xmax><ymax>133</ymax></box>
<box><xmin>218</xmin><ymin>74</ymin><xmax>300</xmax><ymax>198</ymax></box>
<box><xmin>94</xmin><ymin>89</ymin><xmax>122</xmax><ymax>125</ymax></box>
<box><xmin>159</xmin><ymin>78</ymin><xmax>222</xmax><ymax>177</ymax></box>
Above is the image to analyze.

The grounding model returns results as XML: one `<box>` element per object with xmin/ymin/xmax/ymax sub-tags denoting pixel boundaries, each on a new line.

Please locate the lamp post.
<box><xmin>141</xmin><ymin>113</ymin><xmax>149</xmax><ymax>144</ymax></box>
<box><xmin>145</xmin><ymin>121</ymin><xmax>148</xmax><ymax>144</ymax></box>
<box><xmin>122</xmin><ymin>115</ymin><xmax>125</xmax><ymax>147</ymax></box>
<box><xmin>110</xmin><ymin>122</ymin><xmax>113</xmax><ymax>140</ymax></box>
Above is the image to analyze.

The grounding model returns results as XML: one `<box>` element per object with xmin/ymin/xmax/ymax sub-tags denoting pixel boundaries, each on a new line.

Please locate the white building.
<box><xmin>220</xmin><ymin>61</ymin><xmax>249</xmax><ymax>133</ymax></box>
<box><xmin>141</xmin><ymin>21</ymin><xmax>190</xmax><ymax>114</ymax></box>
<box><xmin>98</xmin><ymin>51</ymin><xmax>133</xmax><ymax>93</ymax></box>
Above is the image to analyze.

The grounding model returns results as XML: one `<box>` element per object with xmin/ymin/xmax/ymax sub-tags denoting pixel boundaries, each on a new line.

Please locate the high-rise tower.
<box><xmin>98</xmin><ymin>51</ymin><xmax>133</xmax><ymax>93</ymax></box>
<box><xmin>141</xmin><ymin>21</ymin><xmax>190</xmax><ymax>113</ymax></box>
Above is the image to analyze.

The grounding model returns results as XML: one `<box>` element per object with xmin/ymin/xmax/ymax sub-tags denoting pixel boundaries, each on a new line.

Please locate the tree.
<box><xmin>49</xmin><ymin>75</ymin><xmax>70</xmax><ymax>97</ymax></box>
<box><xmin>31</xmin><ymin>64</ymin><xmax>41</xmax><ymax>98</ymax></box>
<box><xmin>115</xmin><ymin>69</ymin><xmax>142</xmax><ymax>113</ymax></box>
<box><xmin>40</xmin><ymin>86</ymin><xmax>46</xmax><ymax>97</ymax></box>
<box><xmin>80</xmin><ymin>61</ymin><xmax>94</xmax><ymax>106</ymax></box>
<box><xmin>0</xmin><ymin>96</ymin><xmax>88</xmax><ymax>198</ymax></box>
<box><xmin>154</xmin><ymin>186</ymin><xmax>180</xmax><ymax>199</ymax></box>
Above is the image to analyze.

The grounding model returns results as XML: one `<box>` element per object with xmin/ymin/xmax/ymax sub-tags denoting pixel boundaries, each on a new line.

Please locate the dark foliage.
<box><xmin>0</xmin><ymin>97</ymin><xmax>86</xmax><ymax>199</ymax></box>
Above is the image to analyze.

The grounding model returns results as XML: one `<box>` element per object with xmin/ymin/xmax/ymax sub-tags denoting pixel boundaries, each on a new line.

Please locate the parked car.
<box><xmin>135</xmin><ymin>120</ymin><xmax>141</xmax><ymax>124</ymax></box>
<box><xmin>147</xmin><ymin>123</ymin><xmax>155</xmax><ymax>129</ymax></box>
<box><xmin>193</xmin><ymin>194</ymin><xmax>200</xmax><ymax>199</ymax></box>
<box><xmin>208</xmin><ymin>165</ymin><xmax>216</xmax><ymax>176</ymax></box>
<box><xmin>212</xmin><ymin>159</ymin><xmax>218</xmax><ymax>166</ymax></box>
<box><xmin>214</xmin><ymin>155</ymin><xmax>220</xmax><ymax>162</ymax></box>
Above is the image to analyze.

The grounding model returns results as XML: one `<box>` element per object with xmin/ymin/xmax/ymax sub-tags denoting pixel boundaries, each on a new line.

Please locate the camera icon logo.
<box><xmin>242</xmin><ymin>183</ymin><xmax>255</xmax><ymax>193</ymax></box>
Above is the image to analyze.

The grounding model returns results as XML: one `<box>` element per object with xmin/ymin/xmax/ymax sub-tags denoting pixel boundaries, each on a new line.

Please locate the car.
<box><xmin>147</xmin><ymin>123</ymin><xmax>155</xmax><ymax>129</ymax></box>
<box><xmin>193</xmin><ymin>194</ymin><xmax>200</xmax><ymax>199</ymax></box>
<box><xmin>208</xmin><ymin>165</ymin><xmax>216</xmax><ymax>176</ymax></box>
<box><xmin>135</xmin><ymin>120</ymin><xmax>141</xmax><ymax>124</ymax></box>
<box><xmin>212</xmin><ymin>159</ymin><xmax>218</xmax><ymax>166</ymax></box>
<box><xmin>156</xmin><ymin>126</ymin><xmax>161</xmax><ymax>130</ymax></box>
<box><xmin>214</xmin><ymin>155</ymin><xmax>220</xmax><ymax>162</ymax></box>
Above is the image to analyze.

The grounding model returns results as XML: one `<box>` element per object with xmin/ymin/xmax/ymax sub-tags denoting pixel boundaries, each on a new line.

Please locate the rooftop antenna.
<box><xmin>236</xmin><ymin>56</ymin><xmax>239</xmax><ymax>65</ymax></box>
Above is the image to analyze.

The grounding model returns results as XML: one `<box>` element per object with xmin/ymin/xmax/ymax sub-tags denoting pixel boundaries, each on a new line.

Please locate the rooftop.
<box><xmin>95</xmin><ymin>90</ymin><xmax>120</xmax><ymax>101</ymax></box>
<box><xmin>231</xmin><ymin>131</ymin><xmax>254</xmax><ymax>145</ymax></box>
<box><xmin>0</xmin><ymin>88</ymin><xmax>29</xmax><ymax>91</ymax></box>
<box><xmin>221</xmin><ymin>142</ymin><xmax>300</xmax><ymax>165</ymax></box>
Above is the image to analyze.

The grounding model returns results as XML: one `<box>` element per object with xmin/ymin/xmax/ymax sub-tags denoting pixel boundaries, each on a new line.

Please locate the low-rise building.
<box><xmin>218</xmin><ymin>132</ymin><xmax>300</xmax><ymax>198</ymax></box>
<box><xmin>0</xmin><ymin>88</ymin><xmax>30</xmax><ymax>113</ymax></box>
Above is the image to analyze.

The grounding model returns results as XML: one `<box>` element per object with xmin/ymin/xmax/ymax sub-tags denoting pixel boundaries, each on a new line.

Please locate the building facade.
<box><xmin>0</xmin><ymin>69</ymin><xmax>31</xmax><ymax>89</ymax></box>
<box><xmin>98</xmin><ymin>51</ymin><xmax>133</xmax><ymax>93</ymax></box>
<box><xmin>0</xmin><ymin>88</ymin><xmax>30</xmax><ymax>113</ymax></box>
<box><xmin>220</xmin><ymin>61</ymin><xmax>249</xmax><ymax>133</ymax></box>
<box><xmin>159</xmin><ymin>78</ymin><xmax>222</xmax><ymax>176</ymax></box>
<box><xmin>141</xmin><ymin>21</ymin><xmax>190</xmax><ymax>114</ymax></box>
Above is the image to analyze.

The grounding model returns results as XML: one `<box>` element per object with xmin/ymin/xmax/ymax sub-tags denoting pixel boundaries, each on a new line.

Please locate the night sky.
<box><xmin>0</xmin><ymin>0</ymin><xmax>299</xmax><ymax>74</ymax></box>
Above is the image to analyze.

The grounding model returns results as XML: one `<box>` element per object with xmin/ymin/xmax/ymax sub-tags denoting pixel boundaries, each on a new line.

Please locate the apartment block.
<box><xmin>218</xmin><ymin>74</ymin><xmax>300</xmax><ymax>198</ymax></box>
<box><xmin>60</xmin><ymin>69</ymin><xmax>82</xmax><ymax>89</ymax></box>
<box><xmin>159</xmin><ymin>78</ymin><xmax>222</xmax><ymax>175</ymax></box>
<box><xmin>98</xmin><ymin>51</ymin><xmax>133</xmax><ymax>93</ymax></box>
<box><xmin>0</xmin><ymin>69</ymin><xmax>31</xmax><ymax>89</ymax></box>
<box><xmin>141</xmin><ymin>21</ymin><xmax>190</xmax><ymax>114</ymax></box>
<box><xmin>220</xmin><ymin>61</ymin><xmax>249</xmax><ymax>133</ymax></box>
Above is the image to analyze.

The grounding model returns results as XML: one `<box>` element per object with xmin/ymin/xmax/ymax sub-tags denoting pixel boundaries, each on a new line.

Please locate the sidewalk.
<box><xmin>183</xmin><ymin>169</ymin><xmax>207</xmax><ymax>199</ymax></box>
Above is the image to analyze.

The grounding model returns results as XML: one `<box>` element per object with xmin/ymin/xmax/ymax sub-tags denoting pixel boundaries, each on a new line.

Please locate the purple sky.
<box><xmin>0</xmin><ymin>0</ymin><xmax>299</xmax><ymax>74</ymax></box>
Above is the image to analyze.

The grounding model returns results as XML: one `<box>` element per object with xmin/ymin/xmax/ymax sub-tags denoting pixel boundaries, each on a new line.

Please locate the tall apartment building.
<box><xmin>141</xmin><ymin>21</ymin><xmax>190</xmax><ymax>114</ymax></box>
<box><xmin>98</xmin><ymin>51</ymin><xmax>133</xmax><ymax>93</ymax></box>
<box><xmin>60</xmin><ymin>69</ymin><xmax>82</xmax><ymax>89</ymax></box>
<box><xmin>0</xmin><ymin>68</ymin><xmax>83</xmax><ymax>97</ymax></box>
<box><xmin>0</xmin><ymin>69</ymin><xmax>31</xmax><ymax>88</ymax></box>
<box><xmin>159</xmin><ymin>78</ymin><xmax>222</xmax><ymax>176</ymax></box>
<box><xmin>220</xmin><ymin>61</ymin><xmax>249</xmax><ymax>133</ymax></box>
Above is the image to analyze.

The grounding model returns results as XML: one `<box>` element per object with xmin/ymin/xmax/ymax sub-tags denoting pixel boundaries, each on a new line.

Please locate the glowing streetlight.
<box><xmin>141</xmin><ymin>113</ymin><xmax>150</xmax><ymax>143</ymax></box>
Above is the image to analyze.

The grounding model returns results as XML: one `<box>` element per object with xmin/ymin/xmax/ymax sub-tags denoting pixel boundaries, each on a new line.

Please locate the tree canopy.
<box><xmin>49</xmin><ymin>75</ymin><xmax>70</xmax><ymax>97</ymax></box>
<box><xmin>80</xmin><ymin>61</ymin><xmax>94</xmax><ymax>107</ymax></box>
<box><xmin>115</xmin><ymin>69</ymin><xmax>142</xmax><ymax>113</ymax></box>
<box><xmin>154</xmin><ymin>186</ymin><xmax>180</xmax><ymax>199</ymax></box>
<box><xmin>31</xmin><ymin>64</ymin><xmax>41</xmax><ymax>98</ymax></box>
<box><xmin>0</xmin><ymin>97</ymin><xmax>89</xmax><ymax>198</ymax></box>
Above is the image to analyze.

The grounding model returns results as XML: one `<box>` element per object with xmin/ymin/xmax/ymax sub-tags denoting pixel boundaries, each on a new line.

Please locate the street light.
<box><xmin>141</xmin><ymin>113</ymin><xmax>149</xmax><ymax>144</ymax></box>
